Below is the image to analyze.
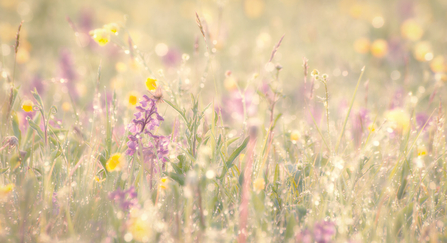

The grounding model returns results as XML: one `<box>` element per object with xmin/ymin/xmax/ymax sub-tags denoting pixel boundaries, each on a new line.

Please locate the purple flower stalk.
<box><xmin>108</xmin><ymin>187</ymin><xmax>138</xmax><ymax>211</ymax></box>
<box><xmin>127</xmin><ymin>95</ymin><xmax>170</xmax><ymax>166</ymax></box>
<box><xmin>297</xmin><ymin>221</ymin><xmax>336</xmax><ymax>243</ymax></box>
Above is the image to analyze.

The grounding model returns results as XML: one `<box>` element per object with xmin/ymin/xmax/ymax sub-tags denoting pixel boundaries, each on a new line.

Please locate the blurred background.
<box><xmin>1</xmin><ymin>0</ymin><xmax>447</xmax><ymax>129</ymax></box>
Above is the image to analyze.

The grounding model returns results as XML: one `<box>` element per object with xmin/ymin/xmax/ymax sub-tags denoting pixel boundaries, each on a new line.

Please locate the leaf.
<box><xmin>31</xmin><ymin>88</ymin><xmax>44</xmax><ymax>109</ymax></box>
<box><xmin>167</xmin><ymin>172</ymin><xmax>185</xmax><ymax>186</ymax></box>
<box><xmin>11</xmin><ymin>112</ymin><xmax>21</xmax><ymax>143</ymax></box>
<box><xmin>219</xmin><ymin>137</ymin><xmax>249</xmax><ymax>178</ymax></box>
<box><xmin>0</xmin><ymin>167</ymin><xmax>10</xmax><ymax>175</ymax></box>
<box><xmin>27</xmin><ymin>117</ymin><xmax>44</xmax><ymax>141</ymax></box>
<box><xmin>164</xmin><ymin>99</ymin><xmax>188</xmax><ymax>125</ymax></box>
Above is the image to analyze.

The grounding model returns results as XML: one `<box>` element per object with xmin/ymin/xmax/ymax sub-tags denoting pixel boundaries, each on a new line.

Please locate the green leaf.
<box><xmin>31</xmin><ymin>88</ymin><xmax>44</xmax><ymax>109</ymax></box>
<box><xmin>167</xmin><ymin>172</ymin><xmax>185</xmax><ymax>186</ymax></box>
<box><xmin>164</xmin><ymin>99</ymin><xmax>188</xmax><ymax>125</ymax></box>
<box><xmin>27</xmin><ymin>116</ymin><xmax>44</xmax><ymax>141</ymax></box>
<box><xmin>219</xmin><ymin>137</ymin><xmax>249</xmax><ymax>178</ymax></box>
<box><xmin>11</xmin><ymin>112</ymin><xmax>21</xmax><ymax>143</ymax></box>
<box><xmin>0</xmin><ymin>167</ymin><xmax>10</xmax><ymax>175</ymax></box>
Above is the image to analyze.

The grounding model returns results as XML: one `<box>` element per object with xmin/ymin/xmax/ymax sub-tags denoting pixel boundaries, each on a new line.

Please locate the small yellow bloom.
<box><xmin>384</xmin><ymin>109</ymin><xmax>410</xmax><ymax>133</ymax></box>
<box><xmin>224</xmin><ymin>77</ymin><xmax>238</xmax><ymax>91</ymax></box>
<box><xmin>244</xmin><ymin>0</ymin><xmax>265</xmax><ymax>19</ymax></box>
<box><xmin>430</xmin><ymin>56</ymin><xmax>446</xmax><ymax>73</ymax></box>
<box><xmin>103</xmin><ymin>23</ymin><xmax>119</xmax><ymax>34</ymax></box>
<box><xmin>0</xmin><ymin>183</ymin><xmax>14</xmax><ymax>197</ymax></box>
<box><xmin>106</xmin><ymin>153</ymin><xmax>125</xmax><ymax>172</ymax></box>
<box><xmin>22</xmin><ymin>100</ymin><xmax>33</xmax><ymax>112</ymax></box>
<box><xmin>159</xmin><ymin>177</ymin><xmax>169</xmax><ymax>190</ymax></box>
<box><xmin>16</xmin><ymin>48</ymin><xmax>30</xmax><ymax>64</ymax></box>
<box><xmin>290</xmin><ymin>130</ymin><xmax>300</xmax><ymax>142</ymax></box>
<box><xmin>115</xmin><ymin>62</ymin><xmax>127</xmax><ymax>72</ymax></box>
<box><xmin>401</xmin><ymin>19</ymin><xmax>424</xmax><ymax>41</ymax></box>
<box><xmin>371</xmin><ymin>39</ymin><xmax>388</xmax><ymax>58</ymax></box>
<box><xmin>89</xmin><ymin>28</ymin><xmax>110</xmax><ymax>46</ymax></box>
<box><xmin>349</xmin><ymin>4</ymin><xmax>363</xmax><ymax>19</ymax></box>
<box><xmin>413</xmin><ymin>41</ymin><xmax>432</xmax><ymax>62</ymax></box>
<box><xmin>239</xmin><ymin>153</ymin><xmax>246</xmax><ymax>164</ymax></box>
<box><xmin>417</xmin><ymin>146</ymin><xmax>427</xmax><ymax>157</ymax></box>
<box><xmin>128</xmin><ymin>93</ymin><xmax>138</xmax><ymax>106</ymax></box>
<box><xmin>253</xmin><ymin>178</ymin><xmax>265</xmax><ymax>192</ymax></box>
<box><xmin>354</xmin><ymin>38</ymin><xmax>370</xmax><ymax>54</ymax></box>
<box><xmin>367</xmin><ymin>124</ymin><xmax>375</xmax><ymax>132</ymax></box>
<box><xmin>145</xmin><ymin>78</ymin><xmax>158</xmax><ymax>91</ymax></box>
<box><xmin>62</xmin><ymin>102</ymin><xmax>71</xmax><ymax>112</ymax></box>
<box><xmin>128</xmin><ymin>216</ymin><xmax>152</xmax><ymax>242</ymax></box>
<box><xmin>94</xmin><ymin>176</ymin><xmax>106</xmax><ymax>183</ymax></box>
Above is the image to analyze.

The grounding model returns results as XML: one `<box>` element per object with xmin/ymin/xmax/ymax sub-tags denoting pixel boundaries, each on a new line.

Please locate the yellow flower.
<box><xmin>224</xmin><ymin>77</ymin><xmax>238</xmax><ymax>91</ymax></box>
<box><xmin>290</xmin><ymin>130</ymin><xmax>300</xmax><ymax>142</ymax></box>
<box><xmin>115</xmin><ymin>62</ymin><xmax>127</xmax><ymax>72</ymax></box>
<box><xmin>370</xmin><ymin>39</ymin><xmax>388</xmax><ymax>58</ymax></box>
<box><xmin>0</xmin><ymin>183</ymin><xmax>14</xmax><ymax>197</ymax></box>
<box><xmin>367</xmin><ymin>124</ymin><xmax>375</xmax><ymax>132</ymax></box>
<box><xmin>430</xmin><ymin>56</ymin><xmax>446</xmax><ymax>73</ymax></box>
<box><xmin>128</xmin><ymin>217</ymin><xmax>152</xmax><ymax>242</ymax></box>
<box><xmin>22</xmin><ymin>100</ymin><xmax>33</xmax><ymax>112</ymax></box>
<box><xmin>89</xmin><ymin>28</ymin><xmax>110</xmax><ymax>46</ymax></box>
<box><xmin>103</xmin><ymin>23</ymin><xmax>119</xmax><ymax>34</ymax></box>
<box><xmin>253</xmin><ymin>178</ymin><xmax>265</xmax><ymax>192</ymax></box>
<box><xmin>94</xmin><ymin>176</ymin><xmax>106</xmax><ymax>183</ymax></box>
<box><xmin>145</xmin><ymin>78</ymin><xmax>158</xmax><ymax>91</ymax></box>
<box><xmin>417</xmin><ymin>146</ymin><xmax>427</xmax><ymax>157</ymax></box>
<box><xmin>159</xmin><ymin>177</ymin><xmax>169</xmax><ymax>190</ymax></box>
<box><xmin>16</xmin><ymin>48</ymin><xmax>30</xmax><ymax>64</ymax></box>
<box><xmin>384</xmin><ymin>110</ymin><xmax>410</xmax><ymax>133</ymax></box>
<box><xmin>354</xmin><ymin>38</ymin><xmax>370</xmax><ymax>54</ymax></box>
<box><xmin>106</xmin><ymin>153</ymin><xmax>125</xmax><ymax>172</ymax></box>
<box><xmin>62</xmin><ymin>102</ymin><xmax>71</xmax><ymax>112</ymax></box>
<box><xmin>413</xmin><ymin>41</ymin><xmax>432</xmax><ymax>62</ymax></box>
<box><xmin>239</xmin><ymin>153</ymin><xmax>245</xmax><ymax>164</ymax></box>
<box><xmin>128</xmin><ymin>92</ymin><xmax>138</xmax><ymax>106</ymax></box>
<box><xmin>244</xmin><ymin>0</ymin><xmax>265</xmax><ymax>19</ymax></box>
<box><xmin>401</xmin><ymin>19</ymin><xmax>424</xmax><ymax>41</ymax></box>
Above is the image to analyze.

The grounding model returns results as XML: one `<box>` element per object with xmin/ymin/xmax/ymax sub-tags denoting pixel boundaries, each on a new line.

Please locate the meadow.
<box><xmin>1</xmin><ymin>0</ymin><xmax>447</xmax><ymax>242</ymax></box>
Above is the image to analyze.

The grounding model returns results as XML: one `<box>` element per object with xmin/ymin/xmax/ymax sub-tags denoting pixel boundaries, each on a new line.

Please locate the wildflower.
<box><xmin>145</xmin><ymin>78</ymin><xmax>157</xmax><ymax>91</ymax></box>
<box><xmin>129</xmin><ymin>92</ymin><xmax>138</xmax><ymax>106</ymax></box>
<box><xmin>224</xmin><ymin>76</ymin><xmax>238</xmax><ymax>91</ymax></box>
<box><xmin>384</xmin><ymin>109</ymin><xmax>410</xmax><ymax>133</ymax></box>
<box><xmin>311</xmin><ymin>69</ymin><xmax>319</xmax><ymax>77</ymax></box>
<box><xmin>253</xmin><ymin>178</ymin><xmax>265</xmax><ymax>192</ymax></box>
<box><xmin>106</xmin><ymin>153</ymin><xmax>125</xmax><ymax>172</ymax></box>
<box><xmin>371</xmin><ymin>39</ymin><xmax>388</xmax><ymax>58</ymax></box>
<box><xmin>89</xmin><ymin>28</ymin><xmax>110</xmax><ymax>46</ymax></box>
<box><xmin>103</xmin><ymin>23</ymin><xmax>119</xmax><ymax>34</ymax></box>
<box><xmin>115</xmin><ymin>62</ymin><xmax>127</xmax><ymax>72</ymax></box>
<box><xmin>413</xmin><ymin>41</ymin><xmax>432</xmax><ymax>62</ymax></box>
<box><xmin>1</xmin><ymin>136</ymin><xmax>19</xmax><ymax>151</ymax></box>
<box><xmin>159</xmin><ymin>177</ymin><xmax>169</xmax><ymax>190</ymax></box>
<box><xmin>354</xmin><ymin>38</ymin><xmax>370</xmax><ymax>54</ymax></box>
<box><xmin>297</xmin><ymin>221</ymin><xmax>336</xmax><ymax>243</ymax></box>
<box><xmin>0</xmin><ymin>184</ymin><xmax>14</xmax><ymax>197</ymax></box>
<box><xmin>128</xmin><ymin>210</ymin><xmax>152</xmax><ymax>242</ymax></box>
<box><xmin>290</xmin><ymin>130</ymin><xmax>300</xmax><ymax>142</ymax></box>
<box><xmin>126</xmin><ymin>95</ymin><xmax>170</xmax><ymax>167</ymax></box>
<box><xmin>401</xmin><ymin>19</ymin><xmax>424</xmax><ymax>41</ymax></box>
<box><xmin>367</xmin><ymin>123</ymin><xmax>375</xmax><ymax>132</ymax></box>
<box><xmin>430</xmin><ymin>56</ymin><xmax>446</xmax><ymax>73</ymax></box>
<box><xmin>94</xmin><ymin>176</ymin><xmax>106</xmax><ymax>183</ymax></box>
<box><xmin>244</xmin><ymin>0</ymin><xmax>265</xmax><ymax>19</ymax></box>
<box><xmin>22</xmin><ymin>100</ymin><xmax>33</xmax><ymax>112</ymax></box>
<box><xmin>109</xmin><ymin>187</ymin><xmax>138</xmax><ymax>211</ymax></box>
<box><xmin>417</xmin><ymin>146</ymin><xmax>427</xmax><ymax>157</ymax></box>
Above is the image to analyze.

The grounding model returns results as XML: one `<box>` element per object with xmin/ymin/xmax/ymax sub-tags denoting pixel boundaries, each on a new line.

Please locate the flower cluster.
<box><xmin>297</xmin><ymin>221</ymin><xmax>336</xmax><ymax>243</ymax></box>
<box><xmin>127</xmin><ymin>95</ymin><xmax>170</xmax><ymax>166</ymax></box>
<box><xmin>108</xmin><ymin>187</ymin><xmax>138</xmax><ymax>211</ymax></box>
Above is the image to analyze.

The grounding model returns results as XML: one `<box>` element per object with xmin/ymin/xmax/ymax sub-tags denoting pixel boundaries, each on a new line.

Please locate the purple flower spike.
<box><xmin>126</xmin><ymin>97</ymin><xmax>170</xmax><ymax>168</ymax></box>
